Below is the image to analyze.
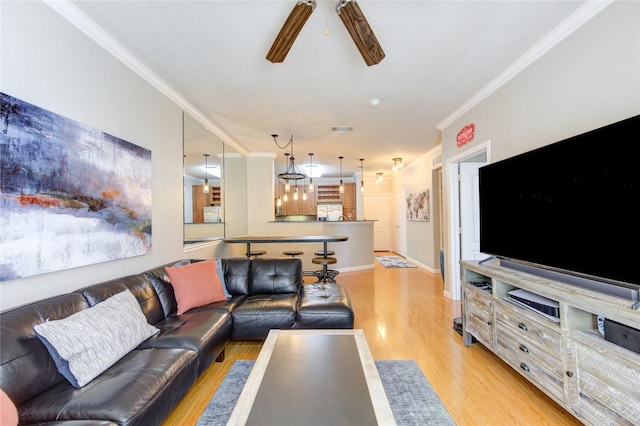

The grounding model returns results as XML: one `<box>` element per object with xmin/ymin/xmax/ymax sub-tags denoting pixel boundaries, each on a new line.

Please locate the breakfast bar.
<box><xmin>224</xmin><ymin>235</ymin><xmax>348</xmax><ymax>258</ymax></box>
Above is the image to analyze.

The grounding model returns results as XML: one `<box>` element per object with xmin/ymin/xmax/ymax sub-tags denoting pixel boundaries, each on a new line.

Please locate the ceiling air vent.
<box><xmin>331</xmin><ymin>126</ymin><xmax>354</xmax><ymax>133</ymax></box>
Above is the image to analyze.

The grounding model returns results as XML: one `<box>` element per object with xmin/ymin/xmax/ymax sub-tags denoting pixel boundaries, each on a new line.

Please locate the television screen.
<box><xmin>479</xmin><ymin>115</ymin><xmax>640</xmax><ymax>287</ymax></box>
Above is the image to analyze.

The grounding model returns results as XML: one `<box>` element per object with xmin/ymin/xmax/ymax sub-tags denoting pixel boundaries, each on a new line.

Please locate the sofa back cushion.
<box><xmin>76</xmin><ymin>274</ymin><xmax>165</xmax><ymax>325</ymax></box>
<box><xmin>145</xmin><ymin>260</ymin><xmax>192</xmax><ymax>317</ymax></box>
<box><xmin>250</xmin><ymin>258</ymin><xmax>302</xmax><ymax>294</ymax></box>
<box><xmin>165</xmin><ymin>259</ymin><xmax>228</xmax><ymax>315</ymax></box>
<box><xmin>0</xmin><ymin>293</ymin><xmax>89</xmax><ymax>406</ymax></box>
<box><xmin>221</xmin><ymin>258</ymin><xmax>252</xmax><ymax>295</ymax></box>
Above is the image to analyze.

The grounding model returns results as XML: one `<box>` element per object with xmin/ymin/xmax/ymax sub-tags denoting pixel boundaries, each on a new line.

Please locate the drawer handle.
<box><xmin>519</xmin><ymin>344</ymin><xmax>529</xmax><ymax>353</ymax></box>
<box><xmin>566</xmin><ymin>371</ymin><xmax>574</xmax><ymax>378</ymax></box>
<box><xmin>520</xmin><ymin>363</ymin><xmax>530</xmax><ymax>372</ymax></box>
<box><xmin>518</xmin><ymin>322</ymin><xmax>528</xmax><ymax>331</ymax></box>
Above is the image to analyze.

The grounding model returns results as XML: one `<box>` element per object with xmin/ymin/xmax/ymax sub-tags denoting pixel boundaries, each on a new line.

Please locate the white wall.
<box><xmin>0</xmin><ymin>2</ymin><xmax>228</xmax><ymax>311</ymax></box>
<box><xmin>440</xmin><ymin>1</ymin><xmax>640</xmax><ymax>298</ymax></box>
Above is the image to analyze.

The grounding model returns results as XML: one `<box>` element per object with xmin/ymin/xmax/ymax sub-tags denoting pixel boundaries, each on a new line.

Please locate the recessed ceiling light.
<box><xmin>369</xmin><ymin>98</ymin><xmax>381</xmax><ymax>108</ymax></box>
<box><xmin>331</xmin><ymin>126</ymin><xmax>354</xmax><ymax>133</ymax></box>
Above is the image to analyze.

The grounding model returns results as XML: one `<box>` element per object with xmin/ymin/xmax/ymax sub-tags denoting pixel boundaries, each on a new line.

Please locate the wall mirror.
<box><xmin>183</xmin><ymin>112</ymin><xmax>225</xmax><ymax>244</ymax></box>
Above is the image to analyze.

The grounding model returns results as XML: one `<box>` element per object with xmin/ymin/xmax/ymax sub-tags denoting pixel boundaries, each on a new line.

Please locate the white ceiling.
<box><xmin>67</xmin><ymin>0</ymin><xmax>595</xmax><ymax>179</ymax></box>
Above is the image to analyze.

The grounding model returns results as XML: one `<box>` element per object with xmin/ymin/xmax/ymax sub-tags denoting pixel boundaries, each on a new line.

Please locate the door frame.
<box><xmin>445</xmin><ymin>140</ymin><xmax>491</xmax><ymax>300</ymax></box>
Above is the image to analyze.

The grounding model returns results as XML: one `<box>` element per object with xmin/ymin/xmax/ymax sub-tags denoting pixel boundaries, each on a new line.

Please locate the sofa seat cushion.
<box><xmin>231</xmin><ymin>294</ymin><xmax>298</xmax><ymax>340</ymax></box>
<box><xmin>33</xmin><ymin>291</ymin><xmax>160</xmax><ymax>388</ymax></box>
<box><xmin>17</xmin><ymin>348</ymin><xmax>197</xmax><ymax>426</ymax></box>
<box><xmin>296</xmin><ymin>283</ymin><xmax>355</xmax><ymax>329</ymax></box>
<box><xmin>138</xmin><ymin>311</ymin><xmax>232</xmax><ymax>373</ymax></box>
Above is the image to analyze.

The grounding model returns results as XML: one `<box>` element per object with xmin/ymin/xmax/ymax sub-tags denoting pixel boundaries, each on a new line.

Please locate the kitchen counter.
<box><xmin>228</xmin><ymin>221</ymin><xmax>374</xmax><ymax>272</ymax></box>
<box><xmin>269</xmin><ymin>220</ymin><xmax>376</xmax><ymax>223</ymax></box>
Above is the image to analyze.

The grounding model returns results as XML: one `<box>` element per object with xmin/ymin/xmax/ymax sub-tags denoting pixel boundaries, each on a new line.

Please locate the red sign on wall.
<box><xmin>457</xmin><ymin>123</ymin><xmax>475</xmax><ymax>147</ymax></box>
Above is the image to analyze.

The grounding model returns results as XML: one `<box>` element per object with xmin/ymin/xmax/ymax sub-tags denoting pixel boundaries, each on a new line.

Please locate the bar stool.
<box><xmin>314</xmin><ymin>250</ymin><xmax>335</xmax><ymax>257</ymax></box>
<box><xmin>283</xmin><ymin>250</ymin><xmax>303</xmax><ymax>257</ymax></box>
<box><xmin>246</xmin><ymin>250</ymin><xmax>266</xmax><ymax>259</ymax></box>
<box><xmin>311</xmin><ymin>256</ymin><xmax>339</xmax><ymax>283</ymax></box>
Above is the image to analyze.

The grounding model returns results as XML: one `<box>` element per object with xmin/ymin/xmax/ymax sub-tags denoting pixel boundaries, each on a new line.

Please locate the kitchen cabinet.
<box><xmin>342</xmin><ymin>183</ymin><xmax>356</xmax><ymax>220</ymax></box>
<box><xmin>275</xmin><ymin>180</ymin><xmax>315</xmax><ymax>215</ymax></box>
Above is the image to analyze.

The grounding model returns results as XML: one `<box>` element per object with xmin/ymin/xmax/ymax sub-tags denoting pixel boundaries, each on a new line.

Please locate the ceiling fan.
<box><xmin>266</xmin><ymin>0</ymin><xmax>385</xmax><ymax>66</ymax></box>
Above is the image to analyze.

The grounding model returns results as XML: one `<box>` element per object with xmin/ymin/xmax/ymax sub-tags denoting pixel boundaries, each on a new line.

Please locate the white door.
<box><xmin>391</xmin><ymin>190</ymin><xmax>407</xmax><ymax>256</ymax></box>
<box><xmin>459</xmin><ymin>162</ymin><xmax>486</xmax><ymax>261</ymax></box>
<box><xmin>364</xmin><ymin>195</ymin><xmax>390</xmax><ymax>251</ymax></box>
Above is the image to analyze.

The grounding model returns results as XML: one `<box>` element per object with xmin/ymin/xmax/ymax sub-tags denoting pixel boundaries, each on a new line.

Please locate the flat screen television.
<box><xmin>479</xmin><ymin>114</ymin><xmax>640</xmax><ymax>300</ymax></box>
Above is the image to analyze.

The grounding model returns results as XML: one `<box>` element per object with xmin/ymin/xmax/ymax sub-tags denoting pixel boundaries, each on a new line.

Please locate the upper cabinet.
<box><xmin>275</xmin><ymin>179</ymin><xmax>316</xmax><ymax>215</ymax></box>
<box><xmin>342</xmin><ymin>183</ymin><xmax>356</xmax><ymax>220</ymax></box>
<box><xmin>316</xmin><ymin>185</ymin><xmax>342</xmax><ymax>203</ymax></box>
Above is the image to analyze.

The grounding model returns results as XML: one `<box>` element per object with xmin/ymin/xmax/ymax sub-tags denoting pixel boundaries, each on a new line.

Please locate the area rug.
<box><xmin>197</xmin><ymin>359</ymin><xmax>455</xmax><ymax>426</ymax></box>
<box><xmin>375</xmin><ymin>255</ymin><xmax>417</xmax><ymax>268</ymax></box>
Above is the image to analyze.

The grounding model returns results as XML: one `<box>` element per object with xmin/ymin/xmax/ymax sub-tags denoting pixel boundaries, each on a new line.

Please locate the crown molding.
<box><xmin>44</xmin><ymin>0</ymin><xmax>248</xmax><ymax>157</ymax></box>
<box><xmin>437</xmin><ymin>1</ymin><xmax>614</xmax><ymax>131</ymax></box>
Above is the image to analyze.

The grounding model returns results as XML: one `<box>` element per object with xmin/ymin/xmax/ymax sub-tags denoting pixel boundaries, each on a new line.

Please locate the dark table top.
<box><xmin>224</xmin><ymin>235</ymin><xmax>348</xmax><ymax>243</ymax></box>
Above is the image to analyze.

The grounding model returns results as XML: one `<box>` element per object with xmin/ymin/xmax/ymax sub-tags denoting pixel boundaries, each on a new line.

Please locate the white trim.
<box><xmin>444</xmin><ymin>140</ymin><xmax>491</xmax><ymax>300</ymax></box>
<box><xmin>437</xmin><ymin>1</ymin><xmax>613</xmax><ymax>131</ymax></box>
<box><xmin>44</xmin><ymin>0</ymin><xmax>247</xmax><ymax>156</ymax></box>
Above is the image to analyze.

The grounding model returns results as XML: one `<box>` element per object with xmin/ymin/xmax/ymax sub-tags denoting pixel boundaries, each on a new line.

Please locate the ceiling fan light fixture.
<box><xmin>266</xmin><ymin>0</ymin><xmax>317</xmax><ymax>63</ymax></box>
<box><xmin>335</xmin><ymin>0</ymin><xmax>385</xmax><ymax>66</ymax></box>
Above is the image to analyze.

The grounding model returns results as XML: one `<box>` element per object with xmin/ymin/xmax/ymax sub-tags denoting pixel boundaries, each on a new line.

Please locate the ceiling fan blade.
<box><xmin>266</xmin><ymin>0</ymin><xmax>317</xmax><ymax>63</ymax></box>
<box><xmin>336</xmin><ymin>0</ymin><xmax>385</xmax><ymax>66</ymax></box>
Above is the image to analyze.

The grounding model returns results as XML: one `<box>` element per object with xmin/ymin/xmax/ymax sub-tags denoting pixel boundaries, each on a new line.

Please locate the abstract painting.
<box><xmin>406</xmin><ymin>189</ymin><xmax>429</xmax><ymax>222</ymax></box>
<box><xmin>0</xmin><ymin>93</ymin><xmax>152</xmax><ymax>281</ymax></box>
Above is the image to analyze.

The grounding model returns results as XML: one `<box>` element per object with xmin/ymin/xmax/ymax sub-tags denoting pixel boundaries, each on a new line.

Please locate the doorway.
<box><xmin>445</xmin><ymin>141</ymin><xmax>490</xmax><ymax>300</ymax></box>
<box><xmin>363</xmin><ymin>194</ymin><xmax>390</xmax><ymax>251</ymax></box>
<box><xmin>391</xmin><ymin>189</ymin><xmax>407</xmax><ymax>257</ymax></box>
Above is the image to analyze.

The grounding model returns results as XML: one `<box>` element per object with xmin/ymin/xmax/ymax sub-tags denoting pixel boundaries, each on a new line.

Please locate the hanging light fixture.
<box><xmin>308</xmin><ymin>153</ymin><xmax>315</xmax><ymax>193</ymax></box>
<box><xmin>203</xmin><ymin>154</ymin><xmax>210</xmax><ymax>194</ymax></box>
<box><xmin>284</xmin><ymin>153</ymin><xmax>291</xmax><ymax>193</ymax></box>
<box><xmin>359</xmin><ymin>158</ymin><xmax>365</xmax><ymax>193</ymax></box>
<box><xmin>376</xmin><ymin>172</ymin><xmax>384</xmax><ymax>183</ymax></box>
<box><xmin>392</xmin><ymin>157</ymin><xmax>404</xmax><ymax>172</ymax></box>
<box><xmin>338</xmin><ymin>156</ymin><xmax>344</xmax><ymax>193</ymax></box>
<box><xmin>273</xmin><ymin>135</ymin><xmax>307</xmax><ymax>190</ymax></box>
<box><xmin>303</xmin><ymin>177</ymin><xmax>308</xmax><ymax>201</ymax></box>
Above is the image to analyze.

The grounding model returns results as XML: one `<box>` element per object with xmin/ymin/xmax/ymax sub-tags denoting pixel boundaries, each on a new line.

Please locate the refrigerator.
<box><xmin>317</xmin><ymin>203</ymin><xmax>343</xmax><ymax>221</ymax></box>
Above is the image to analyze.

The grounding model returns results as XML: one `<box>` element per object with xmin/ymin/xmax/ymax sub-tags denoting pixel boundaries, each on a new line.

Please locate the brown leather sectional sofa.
<box><xmin>0</xmin><ymin>257</ymin><xmax>354</xmax><ymax>425</ymax></box>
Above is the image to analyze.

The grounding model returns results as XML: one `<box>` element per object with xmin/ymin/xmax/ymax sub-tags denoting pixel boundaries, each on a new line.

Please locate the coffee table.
<box><xmin>227</xmin><ymin>329</ymin><xmax>396</xmax><ymax>425</ymax></box>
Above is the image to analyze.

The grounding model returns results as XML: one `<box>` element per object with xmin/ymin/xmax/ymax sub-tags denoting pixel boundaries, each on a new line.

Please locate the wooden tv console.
<box><xmin>461</xmin><ymin>259</ymin><xmax>640</xmax><ymax>425</ymax></box>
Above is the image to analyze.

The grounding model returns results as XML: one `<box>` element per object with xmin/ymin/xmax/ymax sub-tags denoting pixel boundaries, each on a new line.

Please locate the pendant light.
<box><xmin>203</xmin><ymin>154</ymin><xmax>210</xmax><ymax>194</ymax></box>
<box><xmin>339</xmin><ymin>156</ymin><xmax>344</xmax><ymax>193</ymax></box>
<box><xmin>308</xmin><ymin>153</ymin><xmax>315</xmax><ymax>193</ymax></box>
<box><xmin>392</xmin><ymin>157</ymin><xmax>403</xmax><ymax>172</ymax></box>
<box><xmin>359</xmin><ymin>158</ymin><xmax>365</xmax><ymax>193</ymax></box>
<box><xmin>376</xmin><ymin>172</ymin><xmax>384</xmax><ymax>183</ymax></box>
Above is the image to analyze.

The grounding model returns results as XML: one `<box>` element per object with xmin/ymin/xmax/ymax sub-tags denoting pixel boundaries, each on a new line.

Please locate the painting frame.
<box><xmin>406</xmin><ymin>189</ymin><xmax>430</xmax><ymax>222</ymax></box>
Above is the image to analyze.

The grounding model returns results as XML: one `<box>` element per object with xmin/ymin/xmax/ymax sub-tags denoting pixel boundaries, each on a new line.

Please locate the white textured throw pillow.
<box><xmin>33</xmin><ymin>290</ymin><xmax>159</xmax><ymax>388</ymax></box>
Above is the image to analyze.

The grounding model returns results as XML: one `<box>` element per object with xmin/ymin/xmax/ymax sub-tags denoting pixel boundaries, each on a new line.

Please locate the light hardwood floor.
<box><xmin>163</xmin><ymin>254</ymin><xmax>581</xmax><ymax>426</ymax></box>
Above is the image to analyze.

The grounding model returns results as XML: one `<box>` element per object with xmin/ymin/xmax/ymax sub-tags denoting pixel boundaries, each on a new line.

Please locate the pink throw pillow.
<box><xmin>0</xmin><ymin>389</ymin><xmax>18</xmax><ymax>426</ymax></box>
<box><xmin>165</xmin><ymin>259</ymin><xmax>227</xmax><ymax>315</ymax></box>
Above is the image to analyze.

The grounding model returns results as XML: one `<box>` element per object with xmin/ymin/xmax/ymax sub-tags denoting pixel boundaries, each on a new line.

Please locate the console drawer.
<box><xmin>496</xmin><ymin>321</ymin><xmax>563</xmax><ymax>378</ymax></box>
<box><xmin>495</xmin><ymin>301</ymin><xmax>561</xmax><ymax>357</ymax></box>
<box><xmin>496</xmin><ymin>326</ymin><xmax>565</xmax><ymax>403</ymax></box>
<box><xmin>464</xmin><ymin>288</ymin><xmax>494</xmax><ymax>347</ymax></box>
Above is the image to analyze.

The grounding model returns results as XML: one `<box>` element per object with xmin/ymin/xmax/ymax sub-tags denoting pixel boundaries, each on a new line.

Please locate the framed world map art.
<box><xmin>406</xmin><ymin>189</ymin><xmax>429</xmax><ymax>222</ymax></box>
<box><xmin>0</xmin><ymin>93</ymin><xmax>152</xmax><ymax>281</ymax></box>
